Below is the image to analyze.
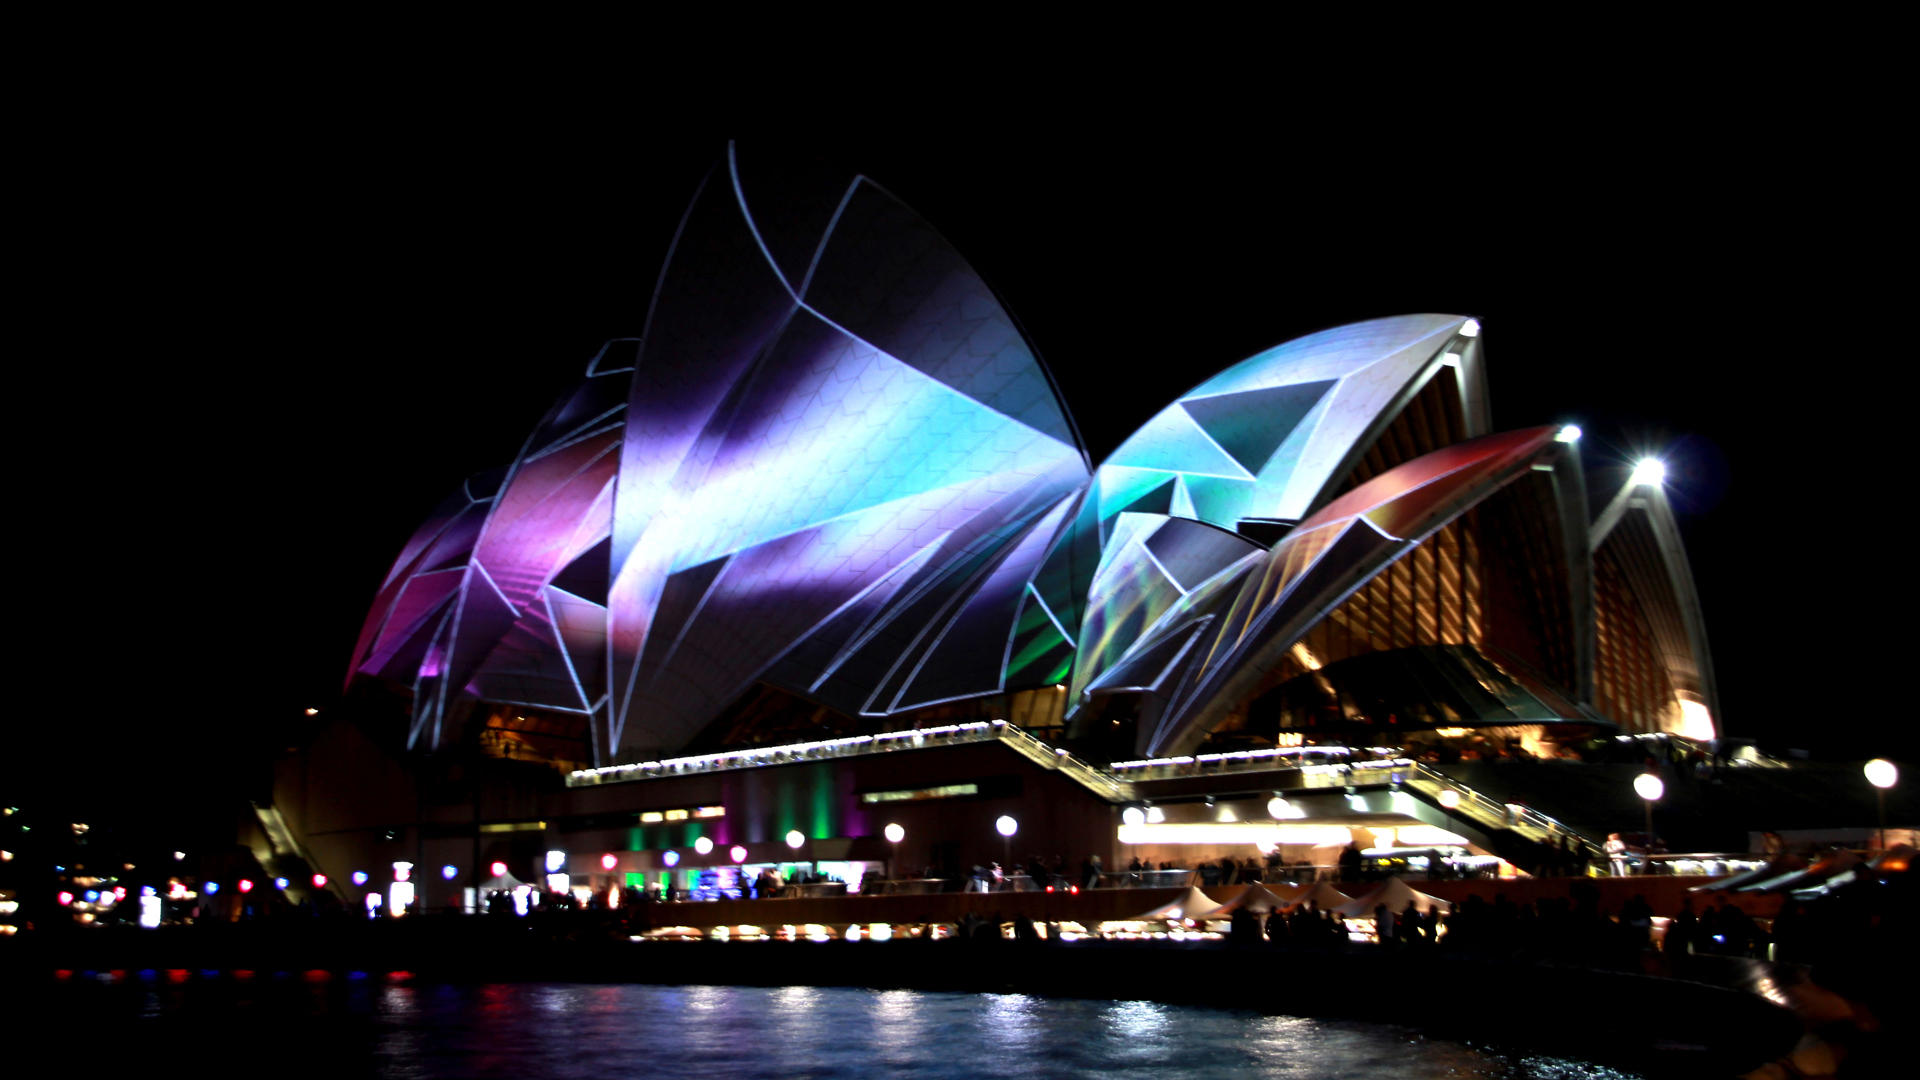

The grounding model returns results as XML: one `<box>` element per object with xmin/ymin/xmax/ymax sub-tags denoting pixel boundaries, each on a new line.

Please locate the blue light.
<box><xmin>351</xmin><ymin>871</ymin><xmax>368</xmax><ymax>886</ymax></box>
<box><xmin>662</xmin><ymin>850</ymin><xmax>680</xmax><ymax>867</ymax></box>
<box><xmin>274</xmin><ymin>877</ymin><xmax>289</xmax><ymax>890</ymax></box>
<box><xmin>84</xmin><ymin>890</ymin><xmax>100</xmax><ymax>902</ymax></box>
<box><xmin>204</xmin><ymin>882</ymin><xmax>220</xmax><ymax>895</ymax></box>
<box><xmin>441</xmin><ymin>864</ymin><xmax>458</xmax><ymax>881</ymax></box>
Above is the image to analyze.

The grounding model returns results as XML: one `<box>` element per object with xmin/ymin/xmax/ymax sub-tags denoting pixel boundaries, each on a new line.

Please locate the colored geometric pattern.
<box><xmin>350</xmin><ymin>146</ymin><xmax>1088</xmax><ymax>763</ymax></box>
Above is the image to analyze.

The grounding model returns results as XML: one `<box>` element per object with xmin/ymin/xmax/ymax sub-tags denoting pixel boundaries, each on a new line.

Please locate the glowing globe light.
<box><xmin>204</xmin><ymin>882</ymin><xmax>220</xmax><ymax>895</ymax></box>
<box><xmin>1122</xmin><ymin>807</ymin><xmax>1146</xmax><ymax>826</ymax></box>
<box><xmin>601</xmin><ymin>853</ymin><xmax>619</xmax><ymax>871</ymax></box>
<box><xmin>312</xmin><ymin>874</ymin><xmax>328</xmax><ymax>888</ymax></box>
<box><xmin>274</xmin><ymin>878</ymin><xmax>290</xmax><ymax>890</ymax></box>
<box><xmin>351</xmin><ymin>871</ymin><xmax>368</xmax><ymax>886</ymax></box>
<box><xmin>693</xmin><ymin>837</ymin><xmax>714</xmax><ymax>856</ymax></box>
<box><xmin>662</xmin><ymin>850</ymin><xmax>680</xmax><ymax>867</ymax></box>
<box><xmin>786</xmin><ymin>830</ymin><xmax>805</xmax><ymax>850</ymax></box>
<box><xmin>1631</xmin><ymin>459</ymin><xmax>1666</xmax><ymax>486</ymax></box>
<box><xmin>237</xmin><ymin>879</ymin><xmax>254</xmax><ymax>894</ymax></box>
<box><xmin>1438</xmin><ymin>790</ymin><xmax>1461</xmax><ymax>810</ymax></box>
<box><xmin>440</xmin><ymin>865</ymin><xmax>457</xmax><ymax>881</ymax></box>
<box><xmin>489</xmin><ymin>861</ymin><xmax>507</xmax><ymax>878</ymax></box>
<box><xmin>884</xmin><ymin>823</ymin><xmax>905</xmax><ymax>843</ymax></box>
<box><xmin>730</xmin><ymin>846</ymin><xmax>748</xmax><ymax>863</ymax></box>
<box><xmin>1866</xmin><ymin>759</ymin><xmax>1899</xmax><ymax>789</ymax></box>
<box><xmin>996</xmin><ymin>816</ymin><xmax>1018</xmax><ymax>838</ymax></box>
<box><xmin>1634</xmin><ymin>773</ymin><xmax>1665</xmax><ymax>801</ymax></box>
<box><xmin>84</xmin><ymin>890</ymin><xmax>100</xmax><ymax>902</ymax></box>
<box><xmin>58</xmin><ymin>891</ymin><xmax>73</xmax><ymax>905</ymax></box>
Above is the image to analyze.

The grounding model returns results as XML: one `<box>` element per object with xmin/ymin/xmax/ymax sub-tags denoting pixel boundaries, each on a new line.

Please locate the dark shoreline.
<box><xmin>8</xmin><ymin>929</ymin><xmax>1798</xmax><ymax>1078</ymax></box>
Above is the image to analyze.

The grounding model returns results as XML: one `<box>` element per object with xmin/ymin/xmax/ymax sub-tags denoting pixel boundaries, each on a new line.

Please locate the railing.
<box><xmin>567</xmin><ymin>722</ymin><xmax>1601</xmax><ymax>855</ymax></box>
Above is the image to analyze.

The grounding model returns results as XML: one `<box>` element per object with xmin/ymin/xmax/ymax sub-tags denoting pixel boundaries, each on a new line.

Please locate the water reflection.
<box><xmin>37</xmin><ymin>977</ymin><xmax>1641</xmax><ymax>1080</ymax></box>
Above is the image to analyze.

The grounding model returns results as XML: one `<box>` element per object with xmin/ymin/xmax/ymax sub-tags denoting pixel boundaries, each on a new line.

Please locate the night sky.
<box><xmin>34</xmin><ymin>116</ymin><xmax>1900</xmax><ymax>833</ymax></box>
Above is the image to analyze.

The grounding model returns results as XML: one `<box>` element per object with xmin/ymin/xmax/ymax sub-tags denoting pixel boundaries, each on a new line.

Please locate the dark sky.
<box><xmin>32</xmin><ymin>111</ymin><xmax>1902</xmax><ymax>829</ymax></box>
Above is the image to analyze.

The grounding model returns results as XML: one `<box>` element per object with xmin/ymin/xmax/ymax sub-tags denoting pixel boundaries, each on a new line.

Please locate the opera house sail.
<box><xmin>347</xmin><ymin>144</ymin><xmax>1719</xmax><ymax>778</ymax></box>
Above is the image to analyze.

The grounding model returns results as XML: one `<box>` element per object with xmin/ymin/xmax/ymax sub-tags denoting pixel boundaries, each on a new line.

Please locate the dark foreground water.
<box><xmin>35</xmin><ymin>971</ymin><xmax>1639</xmax><ymax>1079</ymax></box>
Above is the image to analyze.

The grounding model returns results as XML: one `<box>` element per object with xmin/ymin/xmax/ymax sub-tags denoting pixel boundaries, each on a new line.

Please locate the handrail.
<box><xmin>566</xmin><ymin>723</ymin><xmax>1600</xmax><ymax>854</ymax></box>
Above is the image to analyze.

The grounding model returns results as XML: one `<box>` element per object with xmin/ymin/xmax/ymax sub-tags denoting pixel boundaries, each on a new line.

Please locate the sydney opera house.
<box><xmin>261</xmin><ymin>145</ymin><xmax>1728</xmax><ymax>908</ymax></box>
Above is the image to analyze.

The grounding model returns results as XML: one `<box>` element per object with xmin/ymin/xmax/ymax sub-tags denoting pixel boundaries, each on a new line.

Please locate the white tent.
<box><xmin>1283</xmin><ymin>880</ymin><xmax>1355</xmax><ymax>912</ymax></box>
<box><xmin>1212</xmin><ymin>882</ymin><xmax>1302</xmax><ymax>914</ymax></box>
<box><xmin>1332</xmin><ymin>876</ymin><xmax>1451</xmax><ymax>917</ymax></box>
<box><xmin>1127</xmin><ymin>886</ymin><xmax>1226</xmax><ymax>922</ymax></box>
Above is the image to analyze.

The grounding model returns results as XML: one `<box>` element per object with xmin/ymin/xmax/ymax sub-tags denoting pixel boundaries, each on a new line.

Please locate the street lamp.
<box><xmin>995</xmin><ymin>816</ymin><xmax>1017</xmax><ymax>881</ymax></box>
<box><xmin>1633</xmin><ymin>773</ymin><xmax>1664</xmax><ymax>873</ymax></box>
<box><xmin>1865</xmin><ymin>759</ymin><xmax>1898</xmax><ymax>851</ymax></box>
<box><xmin>883</xmin><ymin>823</ymin><xmax>904</xmax><ymax>880</ymax></box>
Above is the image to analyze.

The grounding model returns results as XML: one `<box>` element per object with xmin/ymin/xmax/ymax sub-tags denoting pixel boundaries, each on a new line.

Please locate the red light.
<box><xmin>114</xmin><ymin>886</ymin><xmax>127</xmax><ymax>899</ymax></box>
<box><xmin>238</xmin><ymin>879</ymin><xmax>254</xmax><ymax>893</ymax></box>
<box><xmin>1045</xmin><ymin>886</ymin><xmax>1054</xmax><ymax>893</ymax></box>
<box><xmin>600</xmin><ymin>854</ymin><xmax>618</xmax><ymax>871</ymax></box>
<box><xmin>311</xmin><ymin>874</ymin><xmax>328</xmax><ymax>888</ymax></box>
<box><xmin>57</xmin><ymin>891</ymin><xmax>73</xmax><ymax>905</ymax></box>
<box><xmin>1070</xmin><ymin>885</ymin><xmax>1079</xmax><ymax>895</ymax></box>
<box><xmin>490</xmin><ymin>861</ymin><xmax>507</xmax><ymax>877</ymax></box>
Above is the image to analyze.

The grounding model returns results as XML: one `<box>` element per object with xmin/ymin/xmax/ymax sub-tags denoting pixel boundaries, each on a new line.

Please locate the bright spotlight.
<box><xmin>1633</xmin><ymin>773</ymin><xmax>1665</xmax><ymax>801</ymax></box>
<box><xmin>883</xmin><ymin>823</ymin><xmax>904</xmax><ymax>843</ymax></box>
<box><xmin>1556</xmin><ymin>425</ymin><xmax>1582</xmax><ymax>443</ymax></box>
<box><xmin>693</xmin><ymin>837</ymin><xmax>714</xmax><ymax>856</ymax></box>
<box><xmin>1631</xmin><ymin>459</ymin><xmax>1666</xmax><ymax>486</ymax></box>
<box><xmin>1459</xmin><ymin>319</ymin><xmax>1481</xmax><ymax>338</ymax></box>
<box><xmin>1122</xmin><ymin>807</ymin><xmax>1146</xmax><ymax>826</ymax></box>
<box><xmin>785</xmin><ymin>830</ymin><xmax>805</xmax><ymax>850</ymax></box>
<box><xmin>729</xmin><ymin>845</ymin><xmax>748</xmax><ymax>863</ymax></box>
<box><xmin>1865</xmin><ymin>759</ymin><xmax>1899</xmax><ymax>789</ymax></box>
<box><xmin>995</xmin><ymin>816</ymin><xmax>1018</xmax><ymax>838</ymax></box>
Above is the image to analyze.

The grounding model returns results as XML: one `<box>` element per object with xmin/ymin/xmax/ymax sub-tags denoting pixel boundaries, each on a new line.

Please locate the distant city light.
<box><xmin>662</xmin><ymin>850</ymin><xmax>680</xmax><ymax>867</ymax></box>
<box><xmin>312</xmin><ymin>874</ymin><xmax>328</xmax><ymax>888</ymax></box>
<box><xmin>238</xmin><ymin>879</ymin><xmax>254</xmax><ymax>894</ymax></box>
<box><xmin>1634</xmin><ymin>774</ymin><xmax>1665</xmax><ymax>801</ymax></box>
<box><xmin>693</xmin><ymin>837</ymin><xmax>714</xmax><ymax>856</ymax></box>
<box><xmin>730</xmin><ymin>846</ymin><xmax>748</xmax><ymax>863</ymax></box>
<box><xmin>490</xmin><ymin>861</ymin><xmax>508</xmax><ymax>878</ymax></box>
<box><xmin>1631</xmin><ymin>459</ymin><xmax>1666</xmax><ymax>486</ymax></box>
<box><xmin>601</xmin><ymin>853</ymin><xmax>619</xmax><ymax>871</ymax></box>
<box><xmin>83</xmin><ymin>890</ymin><xmax>100</xmax><ymax>902</ymax></box>
<box><xmin>785</xmin><ymin>831</ymin><xmax>805</xmax><ymax>850</ymax></box>
<box><xmin>544</xmin><ymin>850</ymin><xmax>566</xmax><ymax>873</ymax></box>
<box><xmin>884</xmin><ymin>823</ymin><xmax>905</xmax><ymax>843</ymax></box>
<box><xmin>1556</xmin><ymin>425</ymin><xmax>1582</xmax><ymax>443</ymax></box>
<box><xmin>274</xmin><ymin>877</ymin><xmax>290</xmax><ymax>890</ymax></box>
<box><xmin>139</xmin><ymin>892</ymin><xmax>162</xmax><ymax>928</ymax></box>
<box><xmin>996</xmin><ymin>816</ymin><xmax>1018</xmax><ymax>838</ymax></box>
<box><xmin>440</xmin><ymin>865</ymin><xmax>457</xmax><ymax>881</ymax></box>
<box><xmin>1866</xmin><ymin>759</ymin><xmax>1899</xmax><ymax>789</ymax></box>
<box><xmin>304</xmin><ymin>708</ymin><xmax>319</xmax><ymax>716</ymax></box>
<box><xmin>173</xmin><ymin>851</ymin><xmax>185</xmax><ymax>861</ymax></box>
<box><xmin>58</xmin><ymin>891</ymin><xmax>73</xmax><ymax>906</ymax></box>
<box><xmin>351</xmin><ymin>871</ymin><xmax>369</xmax><ymax>886</ymax></box>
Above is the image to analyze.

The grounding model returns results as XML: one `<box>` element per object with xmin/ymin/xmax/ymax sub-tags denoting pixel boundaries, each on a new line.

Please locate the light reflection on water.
<box><xmin>43</xmin><ymin>975</ymin><xmax>1641</xmax><ymax>1079</ymax></box>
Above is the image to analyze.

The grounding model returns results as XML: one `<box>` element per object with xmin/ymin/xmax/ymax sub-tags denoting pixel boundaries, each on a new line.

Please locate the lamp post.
<box><xmin>1633</xmin><ymin>773</ymin><xmax>1664</xmax><ymax>875</ymax></box>
<box><xmin>1865</xmin><ymin>759</ymin><xmax>1898</xmax><ymax>851</ymax></box>
<box><xmin>884</xmin><ymin>823</ymin><xmax>904</xmax><ymax>881</ymax></box>
<box><xmin>995</xmin><ymin>816</ymin><xmax>1018</xmax><ymax>887</ymax></box>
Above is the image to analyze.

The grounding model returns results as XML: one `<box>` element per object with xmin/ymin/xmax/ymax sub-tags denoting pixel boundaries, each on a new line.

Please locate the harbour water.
<box><xmin>40</xmin><ymin>972</ymin><xmax>1640</xmax><ymax>1078</ymax></box>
